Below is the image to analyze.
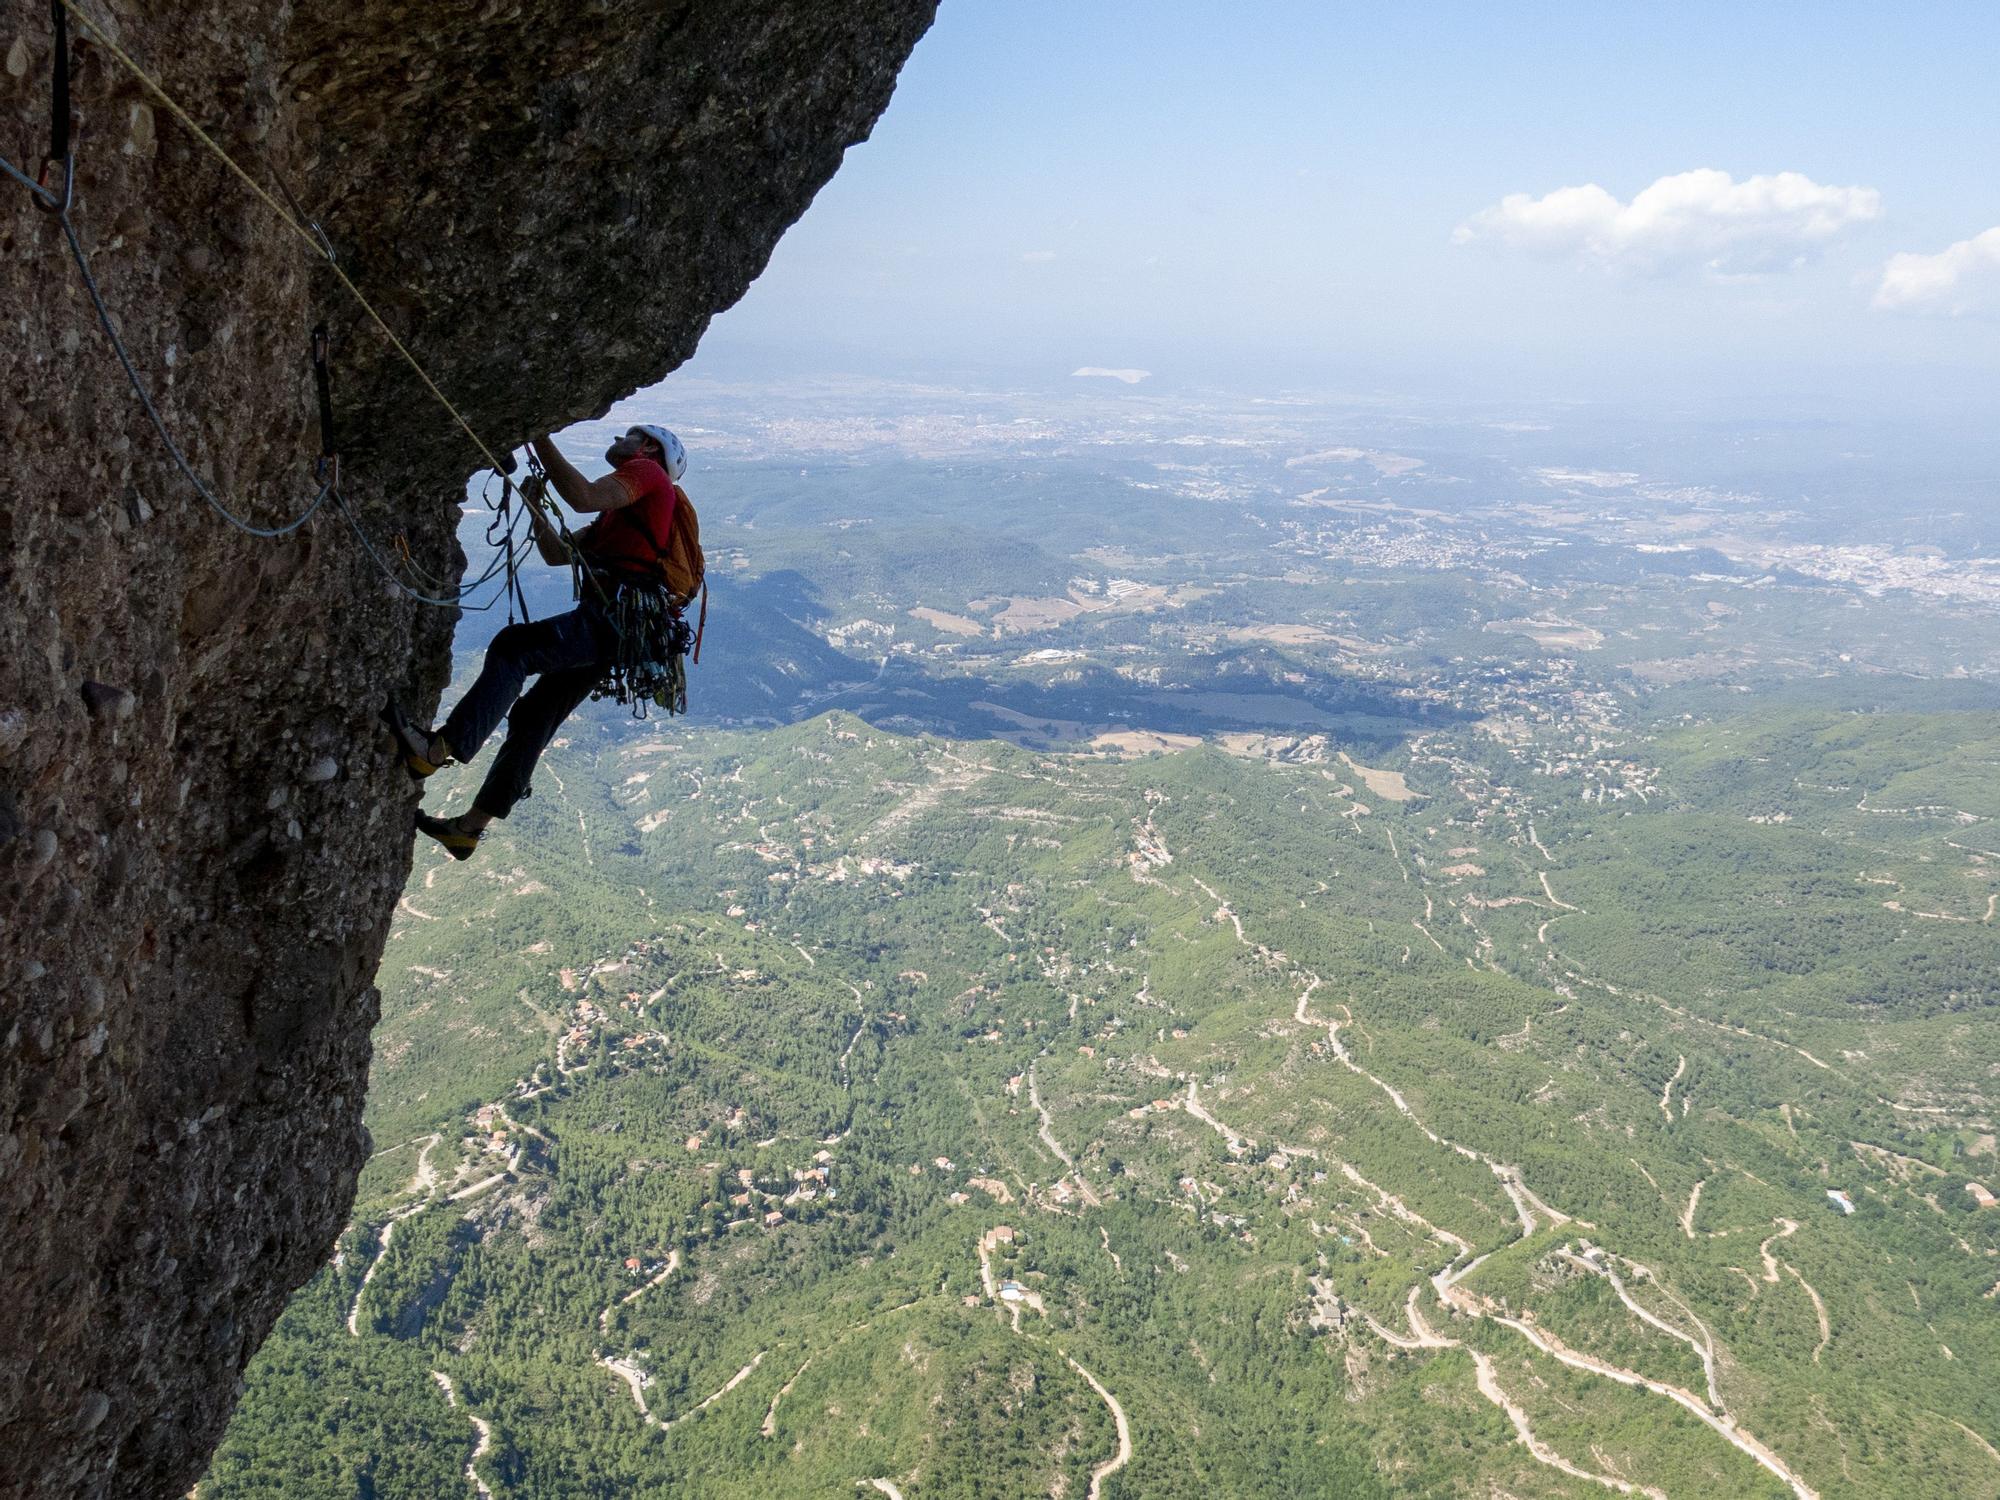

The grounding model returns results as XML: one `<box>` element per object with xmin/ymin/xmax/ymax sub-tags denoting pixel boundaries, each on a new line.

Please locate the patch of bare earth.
<box><xmin>908</xmin><ymin>606</ymin><xmax>985</xmax><ymax>637</ymax></box>
<box><xmin>1339</xmin><ymin>751</ymin><xmax>1419</xmax><ymax>802</ymax></box>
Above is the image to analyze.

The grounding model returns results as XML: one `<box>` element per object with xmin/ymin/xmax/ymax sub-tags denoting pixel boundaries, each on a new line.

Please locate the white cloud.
<box><xmin>1455</xmin><ymin>168</ymin><xmax>1881</xmax><ymax>275</ymax></box>
<box><xmin>1020</xmin><ymin>249</ymin><xmax>1058</xmax><ymax>263</ymax></box>
<box><xmin>1874</xmin><ymin>227</ymin><xmax>2000</xmax><ymax>314</ymax></box>
<box><xmin>1072</xmin><ymin>367</ymin><xmax>1150</xmax><ymax>384</ymax></box>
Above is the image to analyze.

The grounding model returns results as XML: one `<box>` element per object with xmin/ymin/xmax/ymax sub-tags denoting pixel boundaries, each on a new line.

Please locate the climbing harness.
<box><xmin>516</xmin><ymin>452</ymin><xmax>698</xmax><ymax>717</ymax></box>
<box><xmin>543</xmin><ymin>453</ymin><xmax>702</xmax><ymax>717</ymax></box>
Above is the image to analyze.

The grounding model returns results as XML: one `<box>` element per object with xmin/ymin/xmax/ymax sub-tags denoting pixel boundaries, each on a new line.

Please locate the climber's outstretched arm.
<box><xmin>531</xmin><ymin>433</ymin><xmax>635</xmax><ymax>514</ymax></box>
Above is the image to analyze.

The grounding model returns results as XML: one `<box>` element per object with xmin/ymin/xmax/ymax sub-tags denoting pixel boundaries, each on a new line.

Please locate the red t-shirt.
<box><xmin>577</xmin><ymin>457</ymin><xmax>680</xmax><ymax>577</ymax></box>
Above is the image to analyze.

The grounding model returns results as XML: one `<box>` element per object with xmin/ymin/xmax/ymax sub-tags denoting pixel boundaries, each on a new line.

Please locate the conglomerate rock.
<box><xmin>0</xmin><ymin>4</ymin><xmax>935</xmax><ymax>1495</ymax></box>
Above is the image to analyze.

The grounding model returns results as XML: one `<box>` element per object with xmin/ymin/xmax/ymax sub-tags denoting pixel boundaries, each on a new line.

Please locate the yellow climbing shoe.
<box><xmin>415</xmin><ymin>810</ymin><xmax>482</xmax><ymax>861</ymax></box>
<box><xmin>381</xmin><ymin>699</ymin><xmax>450</xmax><ymax>780</ymax></box>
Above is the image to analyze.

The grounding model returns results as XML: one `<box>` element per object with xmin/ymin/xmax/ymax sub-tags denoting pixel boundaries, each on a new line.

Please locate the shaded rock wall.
<box><xmin>0</xmin><ymin>3</ymin><xmax>935</xmax><ymax>1496</ymax></box>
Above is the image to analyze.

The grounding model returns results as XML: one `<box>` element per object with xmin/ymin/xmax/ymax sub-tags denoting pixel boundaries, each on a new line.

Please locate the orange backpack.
<box><xmin>661</xmin><ymin>487</ymin><xmax>707</xmax><ymax>661</ymax></box>
<box><xmin>659</xmin><ymin>486</ymin><xmax>705</xmax><ymax>611</ymax></box>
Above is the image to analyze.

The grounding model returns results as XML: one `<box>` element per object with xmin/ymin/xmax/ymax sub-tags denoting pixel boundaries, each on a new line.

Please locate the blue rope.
<box><xmin>59</xmin><ymin>210</ymin><xmax>338</xmax><ymax>539</ymax></box>
<box><xmin>0</xmin><ymin>149</ymin><xmax>56</xmax><ymax>205</ymax></box>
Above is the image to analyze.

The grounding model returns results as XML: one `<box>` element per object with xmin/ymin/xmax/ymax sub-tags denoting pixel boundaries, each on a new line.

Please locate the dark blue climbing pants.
<box><xmin>439</xmin><ymin>605</ymin><xmax>613</xmax><ymax>818</ymax></box>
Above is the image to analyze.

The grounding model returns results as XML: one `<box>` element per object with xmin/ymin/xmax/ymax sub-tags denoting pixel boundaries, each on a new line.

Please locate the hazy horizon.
<box><xmin>655</xmin><ymin>1</ymin><xmax>2000</xmax><ymax>418</ymax></box>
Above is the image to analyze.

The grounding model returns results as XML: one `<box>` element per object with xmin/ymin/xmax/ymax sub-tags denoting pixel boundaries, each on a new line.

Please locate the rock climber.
<box><xmin>385</xmin><ymin>424</ymin><xmax>688</xmax><ymax>860</ymax></box>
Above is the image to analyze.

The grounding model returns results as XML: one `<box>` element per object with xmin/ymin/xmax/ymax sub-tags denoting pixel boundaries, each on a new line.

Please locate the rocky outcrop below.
<box><xmin>0</xmin><ymin>4</ymin><xmax>934</xmax><ymax>1495</ymax></box>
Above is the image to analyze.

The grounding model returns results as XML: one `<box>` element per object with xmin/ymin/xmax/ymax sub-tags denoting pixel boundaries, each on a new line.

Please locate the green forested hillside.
<box><xmin>207</xmin><ymin>684</ymin><xmax>2000</xmax><ymax>1499</ymax></box>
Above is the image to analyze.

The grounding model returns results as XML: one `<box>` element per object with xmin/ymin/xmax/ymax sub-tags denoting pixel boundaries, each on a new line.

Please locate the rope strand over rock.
<box><xmin>52</xmin><ymin>0</ymin><xmax>515</xmax><ymax>476</ymax></box>
<box><xmin>56</xmin><ymin>210</ymin><xmax>337</xmax><ymax>539</ymax></box>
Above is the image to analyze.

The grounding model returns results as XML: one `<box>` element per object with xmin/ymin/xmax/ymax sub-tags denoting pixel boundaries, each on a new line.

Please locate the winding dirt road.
<box><xmin>430</xmin><ymin>1372</ymin><xmax>495</xmax><ymax>1499</ymax></box>
<box><xmin>1539</xmin><ymin>870</ymin><xmax>1579</xmax><ymax>912</ymax></box>
<box><xmin>1680</xmin><ymin>1177</ymin><xmax>1706</xmax><ymax>1239</ymax></box>
<box><xmin>838</xmin><ymin>1012</ymin><xmax>867</xmax><ymax>1088</ymax></box>
<box><xmin>1184</xmin><ymin>847</ymin><xmax>1825</xmax><ymax>1500</ymax></box>
<box><xmin>1485</xmin><ymin>1312</ymin><xmax>1818</xmax><ymax>1499</ymax></box>
<box><xmin>598</xmin><ymin>1354</ymin><xmax>661</xmax><ymax>1429</ymax></box>
<box><xmin>347</xmin><ymin>1144</ymin><xmax>443</xmax><ymax>1340</ymax></box>
<box><xmin>1759</xmin><ymin>1219</ymin><xmax>1801</xmax><ymax>1282</ymax></box>
<box><xmin>1557</xmin><ymin>1249</ymin><xmax>1722</xmax><ymax>1410</ymax></box>
<box><xmin>665</xmin><ymin>1352</ymin><xmax>767</xmax><ymax>1429</ymax></box>
<box><xmin>1471</xmin><ymin>1349</ymin><xmax>1667</xmax><ymax>1499</ymax></box>
<box><xmin>1660</xmin><ymin>1056</ymin><xmax>1686</xmax><ymax>1123</ymax></box>
<box><xmin>1184</xmin><ymin>1079</ymin><xmax>1251</xmax><ymax>1157</ymax></box>
<box><xmin>1787</xmin><ymin>1265</ymin><xmax>1831</xmax><ymax>1363</ymax></box>
<box><xmin>1030</xmin><ymin>1060</ymin><xmax>1102</xmax><ymax>1203</ymax></box>
<box><xmin>1063</xmin><ymin>1353</ymin><xmax>1132</xmax><ymax>1500</ymax></box>
<box><xmin>1379</xmin><ymin>1262</ymin><xmax>1669</xmax><ymax>1499</ymax></box>
<box><xmin>448</xmin><ymin>1172</ymin><xmax>507</xmax><ymax>1204</ymax></box>
<box><xmin>763</xmin><ymin>1353</ymin><xmax>814</xmax><ymax>1437</ymax></box>
<box><xmin>1953</xmin><ymin>1421</ymin><xmax>2000</xmax><ymax>1468</ymax></box>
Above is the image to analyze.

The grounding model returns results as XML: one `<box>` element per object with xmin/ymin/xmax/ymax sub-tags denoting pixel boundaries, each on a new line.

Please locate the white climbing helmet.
<box><xmin>633</xmin><ymin>424</ymin><xmax>687</xmax><ymax>481</ymax></box>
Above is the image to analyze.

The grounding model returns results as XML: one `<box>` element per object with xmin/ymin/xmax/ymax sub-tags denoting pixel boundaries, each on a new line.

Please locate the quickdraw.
<box><xmin>33</xmin><ymin>0</ymin><xmax>70</xmax><ymax>214</ymax></box>
<box><xmin>590</xmin><ymin>580</ymin><xmax>693</xmax><ymax>719</ymax></box>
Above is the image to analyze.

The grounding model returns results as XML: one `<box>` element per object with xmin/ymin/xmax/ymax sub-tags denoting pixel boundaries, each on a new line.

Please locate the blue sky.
<box><xmin>687</xmin><ymin>2</ymin><xmax>2000</xmax><ymax>407</ymax></box>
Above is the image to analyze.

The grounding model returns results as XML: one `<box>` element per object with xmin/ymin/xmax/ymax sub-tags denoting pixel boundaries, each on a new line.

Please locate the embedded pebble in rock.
<box><xmin>0</xmin><ymin>3</ymin><xmax>937</xmax><ymax>1497</ymax></box>
<box><xmin>75</xmin><ymin>1392</ymin><xmax>111</xmax><ymax>1434</ymax></box>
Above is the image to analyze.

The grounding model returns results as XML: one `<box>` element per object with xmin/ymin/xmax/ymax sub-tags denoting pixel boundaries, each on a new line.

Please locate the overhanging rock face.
<box><xmin>0</xmin><ymin>3</ymin><xmax>935</xmax><ymax>1495</ymax></box>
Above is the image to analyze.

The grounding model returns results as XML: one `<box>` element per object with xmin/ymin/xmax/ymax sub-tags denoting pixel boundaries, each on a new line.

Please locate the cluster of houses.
<box><xmin>531</xmin><ymin>956</ymin><xmax>686</xmax><ymax>1088</ymax></box>
<box><xmin>972</xmin><ymin>1224</ymin><xmax>1049</xmax><ymax>1318</ymax></box>
<box><xmin>806</xmin><ymin>854</ymin><xmax>916</xmax><ymax>884</ymax></box>
<box><xmin>472</xmin><ymin>1103</ymin><xmax>508</xmax><ymax>1146</ymax></box>
<box><xmin>542</xmin><ymin>994</ymin><xmax>670</xmax><ymax>1078</ymax></box>
<box><xmin>716</xmin><ymin>1150</ymin><xmax>837</xmax><ymax>1231</ymax></box>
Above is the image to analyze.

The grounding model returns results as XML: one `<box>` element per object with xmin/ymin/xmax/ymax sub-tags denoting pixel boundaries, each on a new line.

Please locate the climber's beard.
<box><xmin>606</xmin><ymin>433</ymin><xmax>643</xmax><ymax>466</ymax></box>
